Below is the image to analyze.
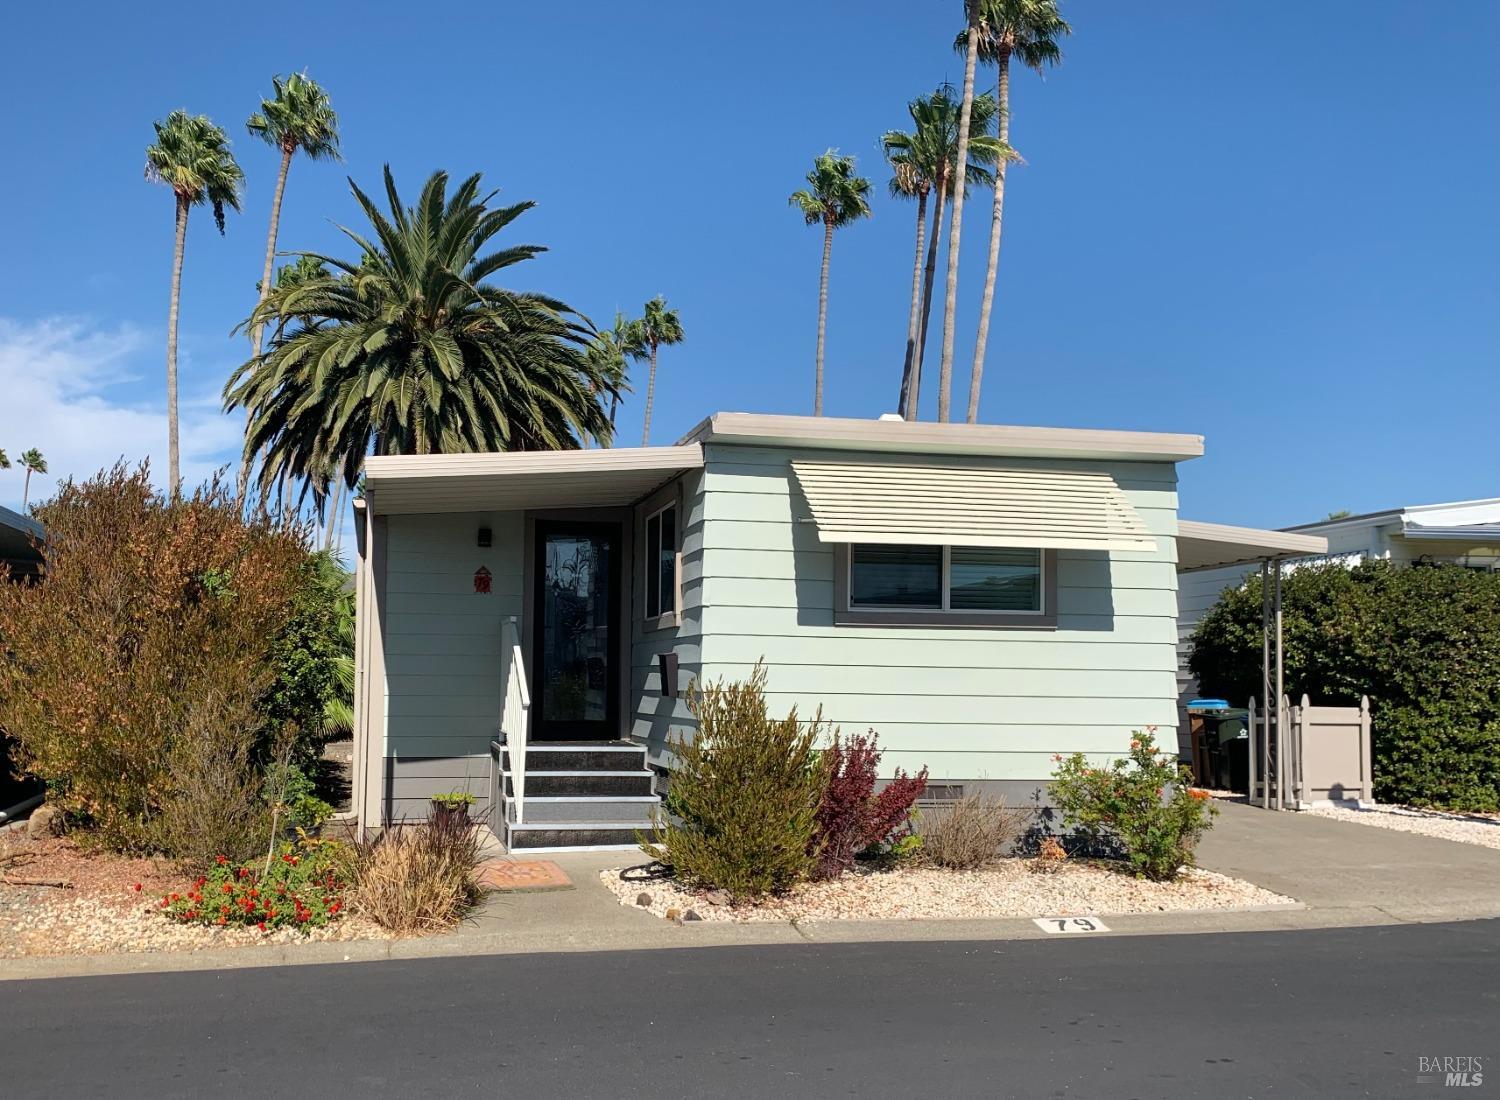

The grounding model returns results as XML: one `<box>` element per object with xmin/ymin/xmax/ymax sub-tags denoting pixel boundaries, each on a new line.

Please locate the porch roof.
<box><xmin>1177</xmin><ymin>520</ymin><xmax>1328</xmax><ymax>571</ymax></box>
<box><xmin>362</xmin><ymin>445</ymin><xmax>704</xmax><ymax>514</ymax></box>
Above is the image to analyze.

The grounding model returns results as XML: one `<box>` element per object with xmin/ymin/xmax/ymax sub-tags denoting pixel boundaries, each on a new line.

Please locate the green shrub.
<box><xmin>162</xmin><ymin>836</ymin><xmax>350</xmax><ymax>931</ymax></box>
<box><xmin>1190</xmin><ymin>560</ymin><xmax>1500</xmax><ymax>811</ymax></box>
<box><xmin>0</xmin><ymin>464</ymin><xmax>338</xmax><ymax>858</ymax></box>
<box><xmin>1049</xmin><ymin>730</ymin><xmax>1218</xmax><ymax>881</ymax></box>
<box><xmin>643</xmin><ymin>663</ymin><xmax>826</xmax><ymax>902</ymax></box>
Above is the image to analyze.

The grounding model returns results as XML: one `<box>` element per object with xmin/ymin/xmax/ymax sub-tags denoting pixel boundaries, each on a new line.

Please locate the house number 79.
<box><xmin>1033</xmin><ymin>916</ymin><xmax>1110</xmax><ymax>934</ymax></box>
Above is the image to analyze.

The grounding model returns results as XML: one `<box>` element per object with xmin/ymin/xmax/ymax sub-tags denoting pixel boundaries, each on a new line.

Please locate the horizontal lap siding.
<box><xmin>631</xmin><ymin>471</ymin><xmax>703</xmax><ymax>768</ymax></box>
<box><xmin>697</xmin><ymin>444</ymin><xmax>1182</xmax><ymax>781</ymax></box>
<box><xmin>382</xmin><ymin>512</ymin><xmax>523</xmax><ymax>782</ymax></box>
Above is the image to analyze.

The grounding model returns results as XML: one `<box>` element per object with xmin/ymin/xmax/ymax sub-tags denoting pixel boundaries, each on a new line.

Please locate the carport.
<box><xmin>1176</xmin><ymin>521</ymin><xmax>1328</xmax><ymax>809</ymax></box>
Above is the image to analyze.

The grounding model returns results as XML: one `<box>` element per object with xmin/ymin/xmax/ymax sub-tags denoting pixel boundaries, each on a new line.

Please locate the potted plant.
<box><xmin>430</xmin><ymin>790</ymin><xmax>477</xmax><ymax>825</ymax></box>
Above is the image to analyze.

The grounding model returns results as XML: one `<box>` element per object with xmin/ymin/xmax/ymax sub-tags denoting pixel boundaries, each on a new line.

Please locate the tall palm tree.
<box><xmin>883</xmin><ymin>88</ymin><xmax>1002</xmax><ymax>419</ymax></box>
<box><xmin>0</xmin><ymin>449</ymin><xmax>9</xmax><ymax>471</ymax></box>
<box><xmin>225</xmin><ymin>167</ymin><xmax>613</xmax><ymax>504</ymax></box>
<box><xmin>964</xmin><ymin>0</ymin><xmax>1069</xmax><ymax>423</ymax></box>
<box><xmin>936</xmin><ymin>0</ymin><xmax>985</xmax><ymax>422</ymax></box>
<box><xmin>19</xmin><ymin>449</ymin><xmax>46</xmax><ymax>509</ymax></box>
<box><xmin>146</xmin><ymin>111</ymin><xmax>244</xmax><ymax>494</ymax></box>
<box><xmin>585</xmin><ymin>312</ymin><xmax>635</xmax><ymax>438</ymax></box>
<box><xmin>789</xmin><ymin>151</ymin><xmax>873</xmax><ymax>416</ymax></box>
<box><xmin>628</xmin><ymin>297</ymin><xmax>684</xmax><ymax>446</ymax></box>
<box><xmin>240</xmin><ymin>73</ymin><xmax>341</xmax><ymax>504</ymax></box>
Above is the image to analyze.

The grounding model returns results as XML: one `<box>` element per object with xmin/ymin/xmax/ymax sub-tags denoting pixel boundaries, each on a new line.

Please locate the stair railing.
<box><xmin>500</xmin><ymin>616</ymin><xmax>531</xmax><ymax>825</ymax></box>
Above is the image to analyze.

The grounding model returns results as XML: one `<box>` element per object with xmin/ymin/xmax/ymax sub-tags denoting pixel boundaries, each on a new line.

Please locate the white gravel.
<box><xmin>0</xmin><ymin>892</ymin><xmax>387</xmax><ymax>959</ymax></box>
<box><xmin>604</xmin><ymin>860</ymin><xmax>1294</xmax><ymax>923</ymax></box>
<box><xmin>1305</xmin><ymin>804</ymin><xmax>1500</xmax><ymax>850</ymax></box>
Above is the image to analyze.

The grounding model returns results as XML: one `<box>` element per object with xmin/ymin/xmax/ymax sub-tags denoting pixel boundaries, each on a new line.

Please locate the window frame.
<box><xmin>638</xmin><ymin>484</ymin><xmax>683</xmax><ymax>632</ymax></box>
<box><xmin>833</xmin><ymin>543</ymin><xmax>1058</xmax><ymax>629</ymax></box>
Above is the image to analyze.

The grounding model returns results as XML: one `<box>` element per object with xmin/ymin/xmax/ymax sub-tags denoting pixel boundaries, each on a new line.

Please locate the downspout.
<box><xmin>352</xmin><ymin>495</ymin><xmax>371</xmax><ymax>844</ymax></box>
<box><xmin>1274</xmin><ymin>558</ymin><xmax>1285</xmax><ymax>811</ymax></box>
<box><xmin>1260</xmin><ymin>560</ymin><xmax>1271</xmax><ymax>809</ymax></box>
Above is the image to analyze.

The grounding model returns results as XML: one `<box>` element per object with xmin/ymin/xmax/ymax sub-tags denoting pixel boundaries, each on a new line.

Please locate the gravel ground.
<box><xmin>604</xmin><ymin>860</ymin><xmax>1295</xmax><ymax>923</ymax></box>
<box><xmin>0</xmin><ymin>833</ymin><xmax>386</xmax><ymax>959</ymax></box>
<box><xmin>1305</xmin><ymin>804</ymin><xmax>1500</xmax><ymax>850</ymax></box>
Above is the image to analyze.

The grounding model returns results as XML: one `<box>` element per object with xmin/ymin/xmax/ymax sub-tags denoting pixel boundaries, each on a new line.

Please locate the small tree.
<box><xmin>812</xmin><ymin>730</ymin><xmax>927</xmax><ymax>879</ymax></box>
<box><xmin>643</xmin><ymin>664</ymin><xmax>826</xmax><ymax>901</ymax></box>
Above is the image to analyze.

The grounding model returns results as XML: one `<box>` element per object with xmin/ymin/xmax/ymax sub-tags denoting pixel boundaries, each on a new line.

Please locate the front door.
<box><xmin>531</xmin><ymin>520</ymin><xmax>622</xmax><ymax>742</ymax></box>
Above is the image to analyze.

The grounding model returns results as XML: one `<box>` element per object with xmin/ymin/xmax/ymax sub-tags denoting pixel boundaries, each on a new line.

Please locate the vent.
<box><xmin>918</xmin><ymin>783</ymin><xmax>964</xmax><ymax>804</ymax></box>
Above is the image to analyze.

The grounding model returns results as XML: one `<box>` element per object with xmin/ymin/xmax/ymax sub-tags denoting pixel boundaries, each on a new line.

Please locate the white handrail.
<box><xmin>500</xmin><ymin>616</ymin><xmax>531</xmax><ymax>825</ymax></box>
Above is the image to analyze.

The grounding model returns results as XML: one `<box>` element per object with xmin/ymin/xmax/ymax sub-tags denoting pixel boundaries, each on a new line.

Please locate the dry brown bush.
<box><xmin>919</xmin><ymin>794</ymin><xmax>1028</xmax><ymax>870</ymax></box>
<box><xmin>0</xmin><ymin>464</ymin><xmax>311</xmax><ymax>859</ymax></box>
<box><xmin>352</xmin><ymin>813</ymin><xmax>483</xmax><ymax>934</ymax></box>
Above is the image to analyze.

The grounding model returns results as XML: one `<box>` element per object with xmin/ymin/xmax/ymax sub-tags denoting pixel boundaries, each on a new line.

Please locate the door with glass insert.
<box><xmin>531</xmin><ymin>521</ymin><xmax>620</xmax><ymax>741</ymax></box>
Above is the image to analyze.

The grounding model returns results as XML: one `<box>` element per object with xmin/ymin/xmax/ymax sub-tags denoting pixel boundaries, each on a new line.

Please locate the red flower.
<box><xmin>256</xmin><ymin>921</ymin><xmax>266</xmax><ymax>932</ymax></box>
<box><xmin>297</xmin><ymin>911</ymin><xmax>310</xmax><ymax>922</ymax></box>
<box><xmin>328</xmin><ymin>901</ymin><xmax>342</xmax><ymax>914</ymax></box>
<box><xmin>221</xmin><ymin>883</ymin><xmax>232</xmax><ymax>894</ymax></box>
<box><xmin>132</xmin><ymin>883</ymin><xmax>142</xmax><ymax>892</ymax></box>
<box><xmin>184</xmin><ymin>910</ymin><xmax>197</xmax><ymax>920</ymax></box>
<box><xmin>217</xmin><ymin>917</ymin><xmax>227</xmax><ymax>926</ymax></box>
<box><xmin>170</xmin><ymin>893</ymin><xmax>180</xmax><ymax>902</ymax></box>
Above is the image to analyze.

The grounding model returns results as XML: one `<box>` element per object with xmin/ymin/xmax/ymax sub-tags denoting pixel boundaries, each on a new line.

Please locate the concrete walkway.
<box><xmin>1196</xmin><ymin>799</ymin><xmax>1500</xmax><ymax>924</ymax></box>
<box><xmin>4</xmin><ymin>803</ymin><xmax>1498</xmax><ymax>981</ymax></box>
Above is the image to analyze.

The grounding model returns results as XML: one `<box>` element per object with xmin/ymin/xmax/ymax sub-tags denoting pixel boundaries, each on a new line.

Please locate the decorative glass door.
<box><xmin>531</xmin><ymin>521</ymin><xmax>620</xmax><ymax>741</ymax></box>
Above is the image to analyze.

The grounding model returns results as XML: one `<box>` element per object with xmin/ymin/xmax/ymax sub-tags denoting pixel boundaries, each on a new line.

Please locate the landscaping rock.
<box><xmin>635</xmin><ymin>892</ymin><xmax>652</xmax><ymax>907</ymax></box>
<box><xmin>602</xmin><ymin>861</ymin><xmax>1296</xmax><ymax>924</ymax></box>
<box><xmin>703</xmin><ymin>889</ymin><xmax>730</xmax><ymax>906</ymax></box>
<box><xmin>27</xmin><ymin>805</ymin><xmax>61</xmax><ymax>839</ymax></box>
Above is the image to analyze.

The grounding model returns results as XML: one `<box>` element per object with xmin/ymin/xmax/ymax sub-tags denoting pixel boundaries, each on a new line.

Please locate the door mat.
<box><xmin>476</xmin><ymin>859</ymin><xmax>573</xmax><ymax>892</ymax></box>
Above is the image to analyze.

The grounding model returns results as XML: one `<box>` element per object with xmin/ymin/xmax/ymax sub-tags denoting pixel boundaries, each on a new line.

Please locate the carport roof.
<box><xmin>1177</xmin><ymin>519</ymin><xmax>1328</xmax><ymax>571</ymax></box>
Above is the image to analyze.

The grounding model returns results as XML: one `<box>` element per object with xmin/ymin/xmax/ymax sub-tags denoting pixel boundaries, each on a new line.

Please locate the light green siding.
<box><xmin>695</xmin><ymin>443</ymin><xmax>1182</xmax><ymax>782</ymax></box>
<box><xmin>381</xmin><ymin>511</ymin><xmax>523</xmax><ymax>813</ymax></box>
<box><xmin>630</xmin><ymin>470</ymin><xmax>703</xmax><ymax>768</ymax></box>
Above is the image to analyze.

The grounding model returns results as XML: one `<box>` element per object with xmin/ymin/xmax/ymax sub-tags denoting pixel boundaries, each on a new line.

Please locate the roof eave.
<box><xmin>680</xmin><ymin>412</ymin><xmax>1204</xmax><ymax>463</ymax></box>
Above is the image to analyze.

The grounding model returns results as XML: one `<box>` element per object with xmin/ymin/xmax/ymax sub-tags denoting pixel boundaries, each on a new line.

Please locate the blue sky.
<box><xmin>0</xmin><ymin>0</ymin><xmax>1495</xmax><ymax>529</ymax></box>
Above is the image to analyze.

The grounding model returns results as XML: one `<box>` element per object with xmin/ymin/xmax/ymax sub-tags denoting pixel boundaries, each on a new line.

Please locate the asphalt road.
<box><xmin>4</xmin><ymin>921</ymin><xmax>1496</xmax><ymax>1098</ymax></box>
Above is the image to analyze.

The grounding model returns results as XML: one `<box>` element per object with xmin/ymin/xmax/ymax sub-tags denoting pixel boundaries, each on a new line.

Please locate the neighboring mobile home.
<box><xmin>349</xmin><ymin>412</ymin><xmax>1305</xmax><ymax>851</ymax></box>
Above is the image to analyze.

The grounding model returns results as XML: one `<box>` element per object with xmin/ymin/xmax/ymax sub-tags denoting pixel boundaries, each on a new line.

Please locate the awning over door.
<box><xmin>789</xmin><ymin>460</ymin><xmax>1157</xmax><ymax>551</ymax></box>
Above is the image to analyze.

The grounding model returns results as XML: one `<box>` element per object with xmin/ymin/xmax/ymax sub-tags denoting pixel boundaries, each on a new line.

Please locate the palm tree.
<box><xmin>239</xmin><ymin>73</ymin><xmax>341</xmax><ymax>504</ymax></box>
<box><xmin>789</xmin><ymin>151</ymin><xmax>873</xmax><ymax>416</ymax></box>
<box><xmin>225</xmin><ymin>167</ymin><xmax>613</xmax><ymax>505</ymax></box>
<box><xmin>145</xmin><ymin>111</ymin><xmax>244</xmax><ymax>494</ymax></box>
<box><xmin>19</xmin><ymin>449</ymin><xmax>46</xmax><ymax>509</ymax></box>
<box><xmin>585</xmin><ymin>313</ymin><xmax>635</xmax><ymax>439</ymax></box>
<box><xmin>0</xmin><ymin>449</ymin><xmax>9</xmax><ymax>471</ymax></box>
<box><xmin>936</xmin><ymin>0</ymin><xmax>985</xmax><ymax>422</ymax></box>
<box><xmin>883</xmin><ymin>88</ymin><xmax>1002</xmax><ymax>419</ymax></box>
<box><xmin>628</xmin><ymin>297</ymin><xmax>684</xmax><ymax>446</ymax></box>
<box><xmin>964</xmin><ymin>0</ymin><xmax>1069</xmax><ymax>423</ymax></box>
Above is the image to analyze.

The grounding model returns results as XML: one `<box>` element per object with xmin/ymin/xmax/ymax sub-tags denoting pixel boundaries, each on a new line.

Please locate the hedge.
<box><xmin>1189</xmin><ymin>560</ymin><xmax>1500</xmax><ymax>811</ymax></box>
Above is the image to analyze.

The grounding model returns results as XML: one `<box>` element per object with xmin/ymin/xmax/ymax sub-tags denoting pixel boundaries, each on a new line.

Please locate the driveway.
<box><xmin>3</xmin><ymin>922</ymin><xmax>1496</xmax><ymax>1098</ymax></box>
<box><xmin>1197</xmin><ymin>799</ymin><xmax>1500</xmax><ymax>923</ymax></box>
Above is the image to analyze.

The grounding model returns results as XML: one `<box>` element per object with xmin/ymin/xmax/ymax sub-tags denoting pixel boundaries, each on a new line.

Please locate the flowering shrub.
<box><xmin>811</xmin><ymin>730</ymin><xmax>927</xmax><ymax>880</ymax></box>
<box><xmin>161</xmin><ymin>837</ymin><xmax>350</xmax><ymax>932</ymax></box>
<box><xmin>1048</xmin><ymin>729</ymin><xmax>1219</xmax><ymax>882</ymax></box>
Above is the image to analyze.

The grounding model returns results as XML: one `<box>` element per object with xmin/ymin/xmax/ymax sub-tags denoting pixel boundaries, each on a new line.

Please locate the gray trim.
<box><xmin>832</xmin><ymin>544</ymin><xmax>1059</xmax><ymax>629</ymax></box>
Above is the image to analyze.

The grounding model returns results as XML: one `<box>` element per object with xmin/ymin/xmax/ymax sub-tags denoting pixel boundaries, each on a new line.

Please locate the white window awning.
<box><xmin>789</xmin><ymin>460</ymin><xmax>1157</xmax><ymax>551</ymax></box>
